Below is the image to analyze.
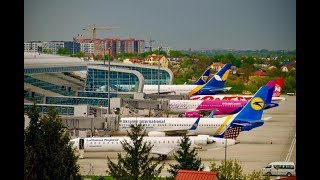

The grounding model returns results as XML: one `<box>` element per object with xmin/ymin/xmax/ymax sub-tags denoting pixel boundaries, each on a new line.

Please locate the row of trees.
<box><xmin>25</xmin><ymin>104</ymin><xmax>271</xmax><ymax>179</ymax></box>
<box><xmin>50</xmin><ymin>47</ymin><xmax>296</xmax><ymax>93</ymax></box>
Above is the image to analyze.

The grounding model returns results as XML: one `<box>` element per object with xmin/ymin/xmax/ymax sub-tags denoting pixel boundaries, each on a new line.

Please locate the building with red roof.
<box><xmin>175</xmin><ymin>170</ymin><xmax>219</xmax><ymax>180</ymax></box>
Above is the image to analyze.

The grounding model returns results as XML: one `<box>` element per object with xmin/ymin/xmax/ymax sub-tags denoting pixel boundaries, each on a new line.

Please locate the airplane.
<box><xmin>142</xmin><ymin>63</ymin><xmax>232</xmax><ymax>95</ymax></box>
<box><xmin>70</xmin><ymin>135</ymin><xmax>237</xmax><ymax>160</ymax></box>
<box><xmin>167</xmin><ymin>80</ymin><xmax>278</xmax><ymax>117</ymax></box>
<box><xmin>190</xmin><ymin>77</ymin><xmax>286</xmax><ymax>103</ymax></box>
<box><xmin>110</xmin><ymin>83</ymin><xmax>272</xmax><ymax>138</ymax></box>
<box><xmin>193</xmin><ymin>67</ymin><xmax>211</xmax><ymax>85</ymax></box>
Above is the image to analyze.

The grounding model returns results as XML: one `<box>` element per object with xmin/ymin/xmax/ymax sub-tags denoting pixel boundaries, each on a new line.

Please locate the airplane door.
<box><xmin>79</xmin><ymin>138</ymin><xmax>84</xmax><ymax>150</ymax></box>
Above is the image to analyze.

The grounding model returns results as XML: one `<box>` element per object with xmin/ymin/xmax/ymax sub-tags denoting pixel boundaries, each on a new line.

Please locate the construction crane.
<box><xmin>145</xmin><ymin>36</ymin><xmax>155</xmax><ymax>52</ymax></box>
<box><xmin>82</xmin><ymin>24</ymin><xmax>120</xmax><ymax>40</ymax></box>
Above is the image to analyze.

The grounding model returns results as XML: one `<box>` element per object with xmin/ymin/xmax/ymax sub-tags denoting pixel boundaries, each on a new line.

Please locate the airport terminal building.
<box><xmin>24</xmin><ymin>52</ymin><xmax>173</xmax><ymax>114</ymax></box>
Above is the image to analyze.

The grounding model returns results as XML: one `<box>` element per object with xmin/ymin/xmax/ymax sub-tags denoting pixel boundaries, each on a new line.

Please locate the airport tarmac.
<box><xmin>77</xmin><ymin>95</ymin><xmax>296</xmax><ymax>178</ymax></box>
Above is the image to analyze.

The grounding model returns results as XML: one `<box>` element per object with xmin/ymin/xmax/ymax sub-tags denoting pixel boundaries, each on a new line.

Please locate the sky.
<box><xmin>24</xmin><ymin>0</ymin><xmax>296</xmax><ymax>51</ymax></box>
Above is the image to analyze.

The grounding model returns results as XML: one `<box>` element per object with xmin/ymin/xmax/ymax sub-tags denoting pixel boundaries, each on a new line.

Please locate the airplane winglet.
<box><xmin>208</xmin><ymin>109</ymin><xmax>216</xmax><ymax>118</ymax></box>
<box><xmin>189</xmin><ymin>117</ymin><xmax>201</xmax><ymax>130</ymax></box>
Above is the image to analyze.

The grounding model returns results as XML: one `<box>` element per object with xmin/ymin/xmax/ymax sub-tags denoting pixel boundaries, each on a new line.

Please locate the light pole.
<box><xmin>108</xmin><ymin>45</ymin><xmax>111</xmax><ymax>114</ymax></box>
<box><xmin>157</xmin><ymin>46</ymin><xmax>161</xmax><ymax>98</ymax></box>
<box><xmin>225</xmin><ymin>138</ymin><xmax>227</xmax><ymax>177</ymax></box>
<box><xmin>72</xmin><ymin>40</ymin><xmax>74</xmax><ymax>56</ymax></box>
<box><xmin>103</xmin><ymin>40</ymin><xmax>106</xmax><ymax>66</ymax></box>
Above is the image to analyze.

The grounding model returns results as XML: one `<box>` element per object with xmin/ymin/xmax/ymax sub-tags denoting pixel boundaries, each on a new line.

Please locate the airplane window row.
<box><xmin>121</xmin><ymin>123</ymin><xmax>224</xmax><ymax>127</ymax></box>
<box><xmin>90</xmin><ymin>141</ymin><xmax>119</xmax><ymax>144</ymax></box>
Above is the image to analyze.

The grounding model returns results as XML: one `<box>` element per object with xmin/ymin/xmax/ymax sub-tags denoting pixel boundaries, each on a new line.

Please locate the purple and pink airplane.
<box><xmin>167</xmin><ymin>80</ymin><xmax>278</xmax><ymax>117</ymax></box>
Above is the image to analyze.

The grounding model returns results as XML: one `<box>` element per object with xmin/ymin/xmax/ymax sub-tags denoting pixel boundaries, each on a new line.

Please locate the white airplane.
<box><xmin>190</xmin><ymin>78</ymin><xmax>287</xmax><ymax>103</ymax></box>
<box><xmin>142</xmin><ymin>63</ymin><xmax>232</xmax><ymax>95</ymax></box>
<box><xmin>111</xmin><ymin>84</ymin><xmax>272</xmax><ymax>138</ymax></box>
<box><xmin>70</xmin><ymin>135</ymin><xmax>236</xmax><ymax>160</ymax></box>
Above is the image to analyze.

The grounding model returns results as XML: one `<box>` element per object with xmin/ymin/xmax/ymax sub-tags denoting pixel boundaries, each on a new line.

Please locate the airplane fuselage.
<box><xmin>70</xmin><ymin>136</ymin><xmax>235</xmax><ymax>152</ymax></box>
<box><xmin>190</xmin><ymin>95</ymin><xmax>286</xmax><ymax>102</ymax></box>
<box><xmin>143</xmin><ymin>85</ymin><xmax>199</xmax><ymax>95</ymax></box>
<box><xmin>168</xmin><ymin>99</ymin><xmax>246</xmax><ymax>115</ymax></box>
<box><xmin>110</xmin><ymin>115</ymin><xmax>236</xmax><ymax>136</ymax></box>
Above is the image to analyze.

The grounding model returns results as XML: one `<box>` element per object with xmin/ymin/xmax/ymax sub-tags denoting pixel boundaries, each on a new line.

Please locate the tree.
<box><xmin>24</xmin><ymin>103</ymin><xmax>80</xmax><ymax>180</ymax></box>
<box><xmin>43</xmin><ymin>48</ymin><xmax>52</xmax><ymax>54</ymax></box>
<box><xmin>209</xmin><ymin>159</ymin><xmax>270</xmax><ymax>180</ymax></box>
<box><xmin>57</xmin><ymin>47</ymin><xmax>71</xmax><ymax>55</ymax></box>
<box><xmin>210</xmin><ymin>159</ymin><xmax>245</xmax><ymax>180</ymax></box>
<box><xmin>167</xmin><ymin>135</ymin><xmax>203</xmax><ymax>179</ymax></box>
<box><xmin>106</xmin><ymin>123</ymin><xmax>164</xmax><ymax>179</ymax></box>
<box><xmin>168</xmin><ymin>50</ymin><xmax>183</xmax><ymax>57</ymax></box>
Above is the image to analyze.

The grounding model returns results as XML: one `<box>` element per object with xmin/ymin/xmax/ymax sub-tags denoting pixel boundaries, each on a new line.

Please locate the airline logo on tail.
<box><xmin>223</xmin><ymin>126</ymin><xmax>242</xmax><ymax>139</ymax></box>
<box><xmin>251</xmin><ymin>97</ymin><xmax>264</xmax><ymax>111</ymax></box>
<box><xmin>273</xmin><ymin>78</ymin><xmax>284</xmax><ymax>97</ymax></box>
<box><xmin>215</xmin><ymin>69</ymin><xmax>230</xmax><ymax>81</ymax></box>
<box><xmin>201</xmin><ymin>75</ymin><xmax>209</xmax><ymax>82</ymax></box>
<box><xmin>194</xmin><ymin>67</ymin><xmax>211</xmax><ymax>85</ymax></box>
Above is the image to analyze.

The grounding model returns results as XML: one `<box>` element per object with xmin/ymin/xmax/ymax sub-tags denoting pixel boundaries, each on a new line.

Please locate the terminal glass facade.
<box><xmin>46</xmin><ymin>96</ymin><xmax>109</xmax><ymax>107</ymax></box>
<box><xmin>105</xmin><ymin>64</ymin><xmax>171</xmax><ymax>85</ymax></box>
<box><xmin>85</xmin><ymin>68</ymin><xmax>139</xmax><ymax>92</ymax></box>
<box><xmin>24</xmin><ymin>103</ymin><xmax>75</xmax><ymax>116</ymax></box>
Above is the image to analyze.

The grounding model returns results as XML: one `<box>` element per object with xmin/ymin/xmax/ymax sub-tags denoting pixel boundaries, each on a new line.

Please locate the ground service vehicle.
<box><xmin>262</xmin><ymin>162</ymin><xmax>296</xmax><ymax>176</ymax></box>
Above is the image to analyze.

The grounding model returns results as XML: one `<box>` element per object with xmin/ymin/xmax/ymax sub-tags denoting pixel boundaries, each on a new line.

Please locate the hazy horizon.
<box><xmin>24</xmin><ymin>0</ymin><xmax>296</xmax><ymax>51</ymax></box>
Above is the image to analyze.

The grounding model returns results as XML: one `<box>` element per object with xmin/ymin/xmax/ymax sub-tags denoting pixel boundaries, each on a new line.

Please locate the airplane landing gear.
<box><xmin>158</xmin><ymin>155</ymin><xmax>167</xmax><ymax>161</ymax></box>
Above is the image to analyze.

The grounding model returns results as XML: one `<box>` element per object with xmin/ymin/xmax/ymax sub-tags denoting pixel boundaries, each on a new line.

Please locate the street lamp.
<box><xmin>225</xmin><ymin>138</ymin><xmax>227</xmax><ymax>176</ymax></box>
<box><xmin>108</xmin><ymin>45</ymin><xmax>111</xmax><ymax>114</ymax></box>
<box><xmin>157</xmin><ymin>46</ymin><xmax>162</xmax><ymax>98</ymax></box>
<box><xmin>103</xmin><ymin>40</ymin><xmax>106</xmax><ymax>65</ymax></box>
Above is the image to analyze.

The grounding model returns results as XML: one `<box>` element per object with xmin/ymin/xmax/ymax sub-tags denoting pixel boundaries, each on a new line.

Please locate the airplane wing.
<box><xmin>271</xmin><ymin>97</ymin><xmax>287</xmax><ymax>102</ymax></box>
<box><xmin>210</xmin><ymin>87</ymin><xmax>232</xmax><ymax>92</ymax></box>
<box><xmin>232</xmin><ymin>119</ymin><xmax>265</xmax><ymax>126</ymax></box>
<box><xmin>151</xmin><ymin>147</ymin><xmax>175</xmax><ymax>155</ymax></box>
<box><xmin>156</xmin><ymin>129</ymin><xmax>189</xmax><ymax>136</ymax></box>
<box><xmin>262</xmin><ymin>117</ymin><xmax>272</xmax><ymax>121</ymax></box>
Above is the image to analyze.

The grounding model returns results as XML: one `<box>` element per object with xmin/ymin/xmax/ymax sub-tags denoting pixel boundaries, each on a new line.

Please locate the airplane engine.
<box><xmin>211</xmin><ymin>137</ymin><xmax>237</xmax><ymax>147</ymax></box>
<box><xmin>148</xmin><ymin>131</ymin><xmax>166</xmax><ymax>137</ymax></box>
<box><xmin>194</xmin><ymin>135</ymin><xmax>210</xmax><ymax>146</ymax></box>
<box><xmin>185</xmin><ymin>111</ymin><xmax>200</xmax><ymax>118</ymax></box>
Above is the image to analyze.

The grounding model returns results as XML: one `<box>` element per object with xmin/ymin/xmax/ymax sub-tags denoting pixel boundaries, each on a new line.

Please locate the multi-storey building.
<box><xmin>24</xmin><ymin>41</ymin><xmax>43</xmax><ymax>53</ymax></box>
<box><xmin>78</xmin><ymin>38</ymin><xmax>145</xmax><ymax>57</ymax></box>
<box><xmin>39</xmin><ymin>41</ymin><xmax>80</xmax><ymax>55</ymax></box>
<box><xmin>26</xmin><ymin>38</ymin><xmax>145</xmax><ymax>57</ymax></box>
<box><xmin>80</xmin><ymin>43</ymin><xmax>94</xmax><ymax>54</ymax></box>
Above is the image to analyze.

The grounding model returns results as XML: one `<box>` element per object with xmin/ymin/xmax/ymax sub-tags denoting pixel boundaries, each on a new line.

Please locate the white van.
<box><xmin>262</xmin><ymin>162</ymin><xmax>296</xmax><ymax>176</ymax></box>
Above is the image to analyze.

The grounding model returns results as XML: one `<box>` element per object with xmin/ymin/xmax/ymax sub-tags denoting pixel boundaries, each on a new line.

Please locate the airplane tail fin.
<box><xmin>273</xmin><ymin>77</ymin><xmax>284</xmax><ymax>97</ymax></box>
<box><xmin>204</xmin><ymin>63</ymin><xmax>232</xmax><ymax>88</ymax></box>
<box><xmin>188</xmin><ymin>63</ymin><xmax>232</xmax><ymax>96</ymax></box>
<box><xmin>233</xmin><ymin>85</ymin><xmax>270</xmax><ymax>122</ymax></box>
<box><xmin>266</xmin><ymin>80</ymin><xmax>276</xmax><ymax>104</ymax></box>
<box><xmin>265</xmin><ymin>80</ymin><xmax>279</xmax><ymax>109</ymax></box>
<box><xmin>193</xmin><ymin>67</ymin><xmax>211</xmax><ymax>85</ymax></box>
<box><xmin>214</xmin><ymin>124</ymin><xmax>242</xmax><ymax>139</ymax></box>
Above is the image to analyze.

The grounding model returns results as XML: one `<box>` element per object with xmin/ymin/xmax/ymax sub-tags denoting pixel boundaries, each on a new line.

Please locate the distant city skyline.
<box><xmin>24</xmin><ymin>0</ymin><xmax>296</xmax><ymax>51</ymax></box>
